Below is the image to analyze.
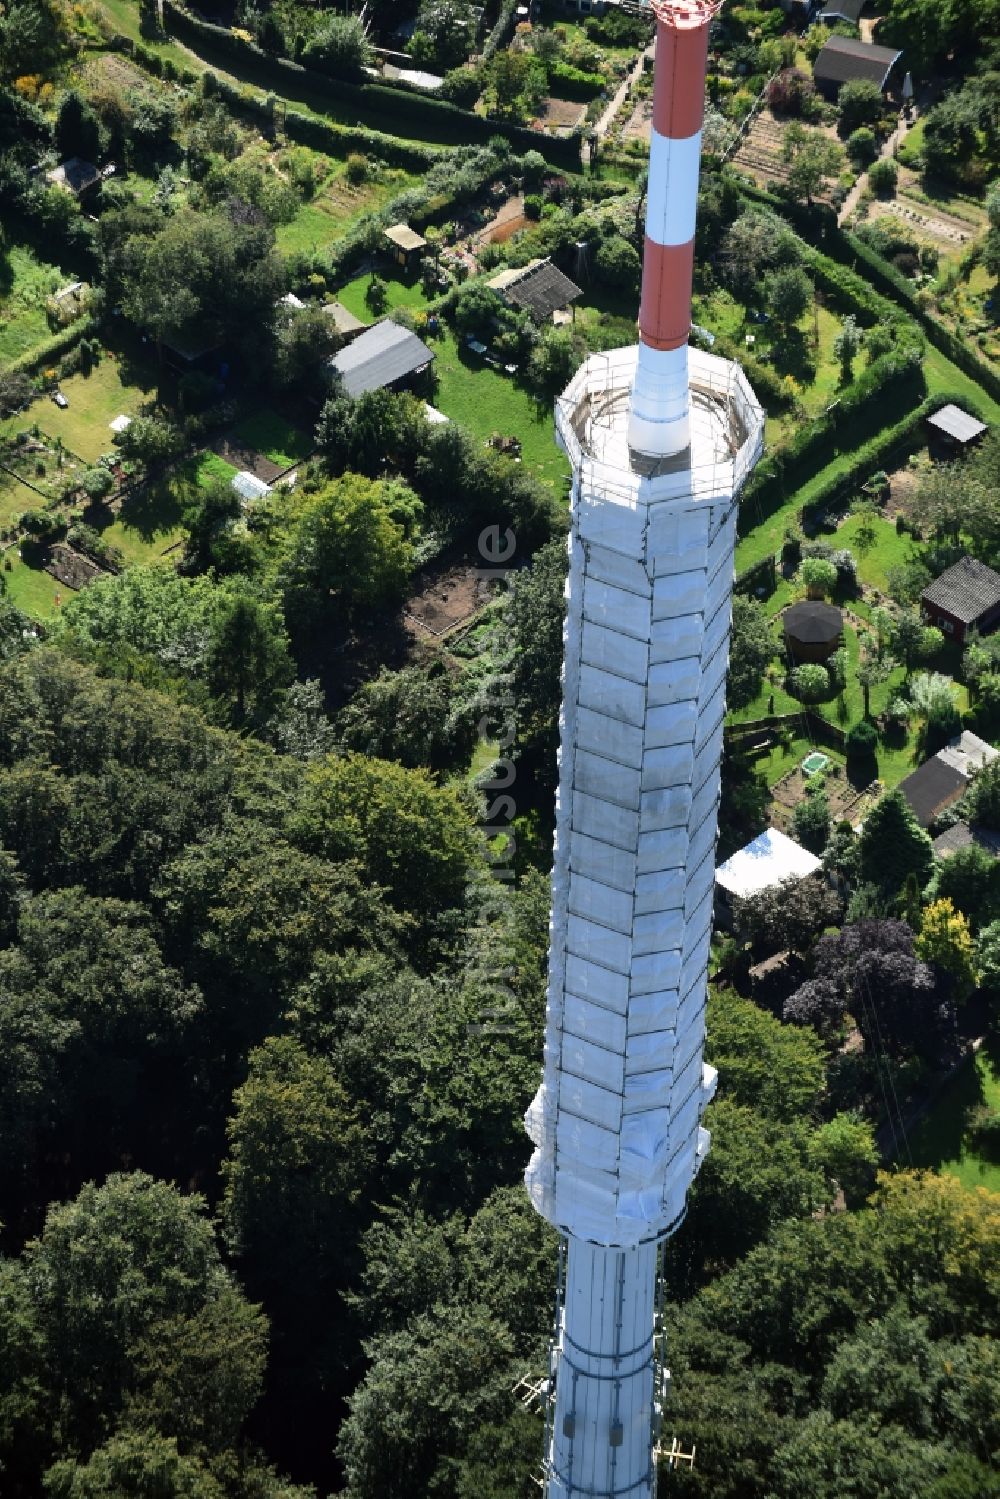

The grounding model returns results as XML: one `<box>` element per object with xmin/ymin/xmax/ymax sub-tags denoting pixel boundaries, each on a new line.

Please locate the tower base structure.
<box><xmin>526</xmin><ymin>345</ymin><xmax>764</xmax><ymax>1499</ymax></box>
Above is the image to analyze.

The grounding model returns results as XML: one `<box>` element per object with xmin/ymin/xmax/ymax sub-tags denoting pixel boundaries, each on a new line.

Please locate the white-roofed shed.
<box><xmin>715</xmin><ymin>827</ymin><xmax>822</xmax><ymax>906</ymax></box>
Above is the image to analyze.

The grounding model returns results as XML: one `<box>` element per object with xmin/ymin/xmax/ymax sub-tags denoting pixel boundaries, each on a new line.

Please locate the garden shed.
<box><xmin>897</xmin><ymin>735</ymin><xmax>998</xmax><ymax>829</ymax></box>
<box><xmin>924</xmin><ymin>403</ymin><xmax>988</xmax><ymax>455</ymax></box>
<box><xmin>783</xmin><ymin>600</ymin><xmax>843</xmax><ymax>663</ymax></box>
<box><xmin>715</xmin><ymin>827</ymin><xmax>822</xmax><ymax>928</ymax></box>
<box><xmin>488</xmin><ymin>259</ymin><xmax>583</xmax><ymax>323</ymax></box>
<box><xmin>818</xmin><ymin>0</ymin><xmax>865</xmax><ymax>22</ymax></box>
<box><xmin>46</xmin><ymin>157</ymin><xmax>101</xmax><ymax>197</ymax></box>
<box><xmin>920</xmin><ymin>556</ymin><xmax>1000</xmax><ymax>644</ymax></box>
<box><xmin>330</xmin><ymin>318</ymin><xmax>435</xmax><ymax>398</ymax></box>
<box><xmin>812</xmin><ymin>36</ymin><xmax>902</xmax><ymax>98</ymax></box>
<box><xmin>384</xmin><ymin>223</ymin><xmax>427</xmax><ymax>271</ymax></box>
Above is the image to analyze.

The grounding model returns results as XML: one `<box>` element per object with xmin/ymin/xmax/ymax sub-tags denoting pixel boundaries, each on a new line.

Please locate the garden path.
<box><xmin>838</xmin><ymin>110</ymin><xmax>914</xmax><ymax>226</ymax></box>
<box><xmin>589</xmin><ymin>40</ymin><xmax>654</xmax><ymax>160</ymax></box>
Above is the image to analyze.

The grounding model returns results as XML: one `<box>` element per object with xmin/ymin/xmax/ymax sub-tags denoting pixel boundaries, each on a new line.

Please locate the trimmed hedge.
<box><xmin>548</xmin><ymin>60</ymin><xmax>607</xmax><ymax>102</ymax></box>
<box><xmin>482</xmin><ymin>0</ymin><xmax>518</xmax><ymax>62</ymax></box>
<box><xmin>737</xmin><ymin>350</ymin><xmax>926</xmax><ymax>538</ymax></box>
<box><xmin>162</xmin><ymin>1</ymin><xmax>581</xmax><ymax>168</ymax></box>
<box><xmin>797</xmin><ymin>388</ymin><xmax>987</xmax><ymax>527</ymax></box>
<box><xmin>734</xmin><ymin>180</ymin><xmax>1000</xmax><ymax>406</ymax></box>
<box><xmin>835</xmin><ymin>224</ymin><xmax>1000</xmax><ymax>406</ymax></box>
<box><xmin>4</xmin><ymin>317</ymin><xmax>99</xmax><ymax>380</ymax></box>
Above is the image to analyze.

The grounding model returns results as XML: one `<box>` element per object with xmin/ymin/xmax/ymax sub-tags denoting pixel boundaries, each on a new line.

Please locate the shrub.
<box><xmin>837</xmin><ymin>79</ymin><xmax>883</xmax><ymax>134</ymax></box>
<box><xmin>790</xmin><ymin>663</ymin><xmax>830</xmax><ymax>703</ymax></box>
<box><xmin>793</xmin><ymin>786</ymin><xmax>831</xmax><ymax>854</ymax></box>
<box><xmin>967</xmin><ymin>1105</ymin><xmax>1000</xmax><ymax>1161</ymax></box>
<box><xmin>782</xmin><ymin>529</ymin><xmax>802</xmax><ymax>568</ymax></box>
<box><xmin>801</xmin><ymin>557</ymin><xmax>838</xmax><ymax>598</ymax></box>
<box><xmin>81</xmin><ymin>467</ymin><xmax>113</xmax><ymax>501</ymax></box>
<box><xmin>767</xmin><ymin>69</ymin><xmax>816</xmax><ymax>118</ymax></box>
<box><xmin>523</xmin><ymin>193</ymin><xmax>543</xmax><ymax>220</ymax></box>
<box><xmin>345</xmin><ymin>153</ymin><xmax>371</xmax><ymax>185</ymax></box>
<box><xmin>846</xmin><ymin>127</ymin><xmax>877</xmax><ymax>166</ymax></box>
<box><xmin>441</xmin><ymin>66</ymin><xmax>481</xmax><ymax>108</ymax></box>
<box><xmin>846</xmin><ymin>718</ymin><xmax>878</xmax><ymax>757</ymax></box>
<box><xmin>868</xmin><ymin>158</ymin><xmax>898</xmax><ymax>197</ymax></box>
<box><xmin>303</xmin><ymin>14</ymin><xmax>371</xmax><ymax>74</ymax></box>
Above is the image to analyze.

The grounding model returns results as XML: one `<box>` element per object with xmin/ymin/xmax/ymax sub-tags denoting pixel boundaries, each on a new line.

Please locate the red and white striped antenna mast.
<box><xmin>628</xmin><ymin>0</ymin><xmax>723</xmax><ymax>458</ymax></box>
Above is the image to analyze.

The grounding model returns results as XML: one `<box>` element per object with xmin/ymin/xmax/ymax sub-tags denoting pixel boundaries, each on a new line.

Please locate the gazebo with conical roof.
<box><xmin>783</xmin><ymin>599</ymin><xmax>843</xmax><ymax>663</ymax></box>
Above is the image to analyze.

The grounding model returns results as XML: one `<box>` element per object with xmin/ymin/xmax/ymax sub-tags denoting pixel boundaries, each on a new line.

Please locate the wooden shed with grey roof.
<box><xmin>812</xmin><ymin>35</ymin><xmax>902</xmax><ymax>97</ymax></box>
<box><xmin>488</xmin><ymin>258</ymin><xmax>583</xmax><ymax>323</ymax></box>
<box><xmin>921</xmin><ymin>556</ymin><xmax>1000</xmax><ymax>645</ymax></box>
<box><xmin>925</xmin><ymin>403</ymin><xmax>988</xmax><ymax>455</ymax></box>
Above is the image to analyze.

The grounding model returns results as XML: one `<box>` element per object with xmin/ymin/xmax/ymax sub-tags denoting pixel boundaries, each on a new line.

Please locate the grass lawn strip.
<box><xmin>909</xmin><ymin>1043</ymin><xmax>1000</xmax><ymax>1193</ymax></box>
<box><xmin>0</xmin><ymin>245</ymin><xmax>76</xmax><ymax>365</ymax></box>
<box><xmin>0</xmin><ymin>358</ymin><xmax>157</xmax><ymax>464</ymax></box>
<box><xmin>3</xmin><ymin>550</ymin><xmax>69</xmax><ymax>620</ymax></box>
<box><xmin>231</xmin><ymin>409</ymin><xmax>313</xmax><ymax>468</ymax></box>
<box><xmin>430</xmin><ymin>329</ymin><xmax>571</xmax><ymax>496</ymax></box>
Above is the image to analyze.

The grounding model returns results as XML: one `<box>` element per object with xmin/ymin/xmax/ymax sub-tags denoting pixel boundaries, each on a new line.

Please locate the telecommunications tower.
<box><xmin>523</xmin><ymin>3</ymin><xmax>764</xmax><ymax>1495</ymax></box>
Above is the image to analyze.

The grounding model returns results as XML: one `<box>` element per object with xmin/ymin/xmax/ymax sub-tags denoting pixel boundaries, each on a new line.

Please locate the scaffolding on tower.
<box><xmin>524</xmin><ymin>3</ymin><xmax>764</xmax><ymax>1496</ymax></box>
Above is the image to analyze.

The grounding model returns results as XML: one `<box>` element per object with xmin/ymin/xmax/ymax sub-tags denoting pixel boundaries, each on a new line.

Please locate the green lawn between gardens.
<box><xmin>729</xmin><ymin>511</ymin><xmax>973</xmax><ymax>794</ymax></box>
<box><xmin>276</xmin><ymin>166</ymin><xmax>423</xmax><ymax>258</ymax></box>
<box><xmin>101</xmin><ymin>479</ymin><xmax>187</xmax><ymax>566</ymax></box>
<box><xmin>909</xmin><ymin>1042</ymin><xmax>1000</xmax><ymax>1194</ymax></box>
<box><xmin>335</xmin><ymin>269</ymin><xmax>434</xmax><ymax>322</ymax></box>
<box><xmin>231</xmin><ymin>409</ymin><xmax>313</xmax><ymax>468</ymax></box>
<box><xmin>430</xmin><ymin>328</ymin><xmax>572</xmax><ymax>496</ymax></box>
<box><xmin>2</xmin><ymin>549</ymin><xmax>65</xmax><ymax>620</ymax></box>
<box><xmin>0</xmin><ymin>356</ymin><xmax>158</xmax><ymax>464</ymax></box>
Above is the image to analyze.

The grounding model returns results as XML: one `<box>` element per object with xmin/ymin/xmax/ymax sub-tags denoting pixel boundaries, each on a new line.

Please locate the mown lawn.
<box><xmin>0</xmin><ymin>244</ymin><xmax>76</xmax><ymax>364</ymax></box>
<box><xmin>2</xmin><ymin>550</ymin><xmax>68</xmax><ymax>619</ymax></box>
<box><xmin>0</xmin><ymin>472</ymin><xmax>32</xmax><ymax>533</ymax></box>
<box><xmin>276</xmin><ymin>165</ymin><xmax>422</xmax><ymax>257</ymax></box>
<box><xmin>909</xmin><ymin>1042</ymin><xmax>1000</xmax><ymax>1194</ymax></box>
<box><xmin>336</xmin><ymin>270</ymin><xmax>435</xmax><ymax>322</ymax></box>
<box><xmin>101</xmin><ymin>479</ymin><xmax>186</xmax><ymax>565</ymax></box>
<box><xmin>836</xmin><ymin>511</ymin><xmax>915</xmax><ymax>596</ymax></box>
<box><xmin>231</xmin><ymin>408</ymin><xmax>314</xmax><ymax>467</ymax></box>
<box><xmin>191</xmin><ymin>451</ymin><xmax>239</xmax><ymax>488</ymax></box>
<box><xmin>429</xmin><ymin>329</ymin><xmax>571</xmax><ymax>496</ymax></box>
<box><xmin>0</xmin><ymin>355</ymin><xmax>158</xmax><ymax>463</ymax></box>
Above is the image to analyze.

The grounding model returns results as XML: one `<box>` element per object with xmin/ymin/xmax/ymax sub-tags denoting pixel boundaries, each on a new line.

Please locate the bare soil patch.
<box><xmin>884</xmin><ymin>463</ymin><xmax>920</xmax><ymax>521</ymax></box>
<box><xmin>771</xmin><ymin>764</ymin><xmax>880</xmax><ymax>831</ymax></box>
<box><xmin>871</xmin><ymin>193</ymin><xmax>976</xmax><ymax>249</ymax></box>
<box><xmin>45</xmin><ymin>543</ymin><xmax>105</xmax><ymax>591</ymax></box>
<box><xmin>471</xmin><ymin>195</ymin><xmax>528</xmax><ymax>247</ymax></box>
<box><xmin>622</xmin><ymin>94</ymin><xmax>652</xmax><ymax>146</ymax></box>
<box><xmin>535</xmin><ymin>97</ymin><xmax>588</xmax><ymax>135</ymax></box>
<box><xmin>208</xmin><ymin>435</ymin><xmax>285</xmax><ymax>483</ymax></box>
<box><xmin>403</xmin><ymin>562</ymin><xmax>492</xmax><ymax>639</ymax></box>
<box><xmin>732</xmin><ymin>112</ymin><xmax>838</xmax><ymax>203</ymax></box>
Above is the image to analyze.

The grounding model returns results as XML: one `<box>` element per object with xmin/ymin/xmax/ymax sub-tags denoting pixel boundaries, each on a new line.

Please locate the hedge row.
<box><xmin>797</xmin><ymin>388</ymin><xmax>988</xmax><ymax>525</ymax></box>
<box><xmin>162</xmin><ymin>1</ymin><xmax>582</xmax><ymax>168</ymax></box>
<box><xmin>737</xmin><ymin>351</ymin><xmax>926</xmax><ymax>537</ymax></box>
<box><xmin>734</xmin><ymin>180</ymin><xmax>1000</xmax><ymax>408</ymax></box>
<box><xmin>5</xmin><ymin>317</ymin><xmax>98</xmax><ymax>380</ymax></box>
<box><xmin>548</xmin><ymin>59</ymin><xmax>607</xmax><ymax>102</ymax></box>
<box><xmin>834</xmin><ymin>225</ymin><xmax>1000</xmax><ymax>407</ymax></box>
<box><xmin>481</xmin><ymin>0</ymin><xmax>518</xmax><ymax>62</ymax></box>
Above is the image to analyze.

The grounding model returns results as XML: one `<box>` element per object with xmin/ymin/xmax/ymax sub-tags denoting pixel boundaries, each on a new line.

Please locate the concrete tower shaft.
<box><xmin>528</xmin><ymin>348</ymin><xmax>763</xmax><ymax>1499</ymax></box>
<box><xmin>628</xmin><ymin>0</ymin><xmax>721</xmax><ymax>458</ymax></box>
<box><xmin>524</xmin><ymin>9</ymin><xmax>763</xmax><ymax>1495</ymax></box>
